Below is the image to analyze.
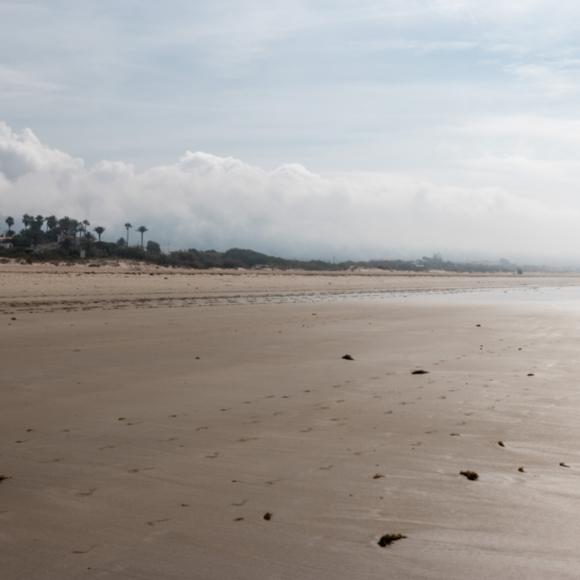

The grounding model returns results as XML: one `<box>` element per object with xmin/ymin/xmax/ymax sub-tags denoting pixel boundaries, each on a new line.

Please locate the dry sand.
<box><xmin>3</xmin><ymin>266</ymin><xmax>580</xmax><ymax>579</ymax></box>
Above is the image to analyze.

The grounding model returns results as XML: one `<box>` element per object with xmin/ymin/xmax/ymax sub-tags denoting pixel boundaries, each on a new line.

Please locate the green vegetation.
<box><xmin>0</xmin><ymin>212</ymin><xmax>528</xmax><ymax>272</ymax></box>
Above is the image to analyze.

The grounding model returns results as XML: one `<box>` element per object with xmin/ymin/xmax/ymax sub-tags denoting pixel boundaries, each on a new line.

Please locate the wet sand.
<box><xmin>3</xmin><ymin>268</ymin><xmax>580</xmax><ymax>579</ymax></box>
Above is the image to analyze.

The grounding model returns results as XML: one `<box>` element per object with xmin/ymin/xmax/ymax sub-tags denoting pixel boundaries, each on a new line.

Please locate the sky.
<box><xmin>2</xmin><ymin>0</ymin><xmax>580</xmax><ymax>262</ymax></box>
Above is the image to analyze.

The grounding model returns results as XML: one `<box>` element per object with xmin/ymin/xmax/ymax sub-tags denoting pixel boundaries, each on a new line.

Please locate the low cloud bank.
<box><xmin>1</xmin><ymin>121</ymin><xmax>578</xmax><ymax>263</ymax></box>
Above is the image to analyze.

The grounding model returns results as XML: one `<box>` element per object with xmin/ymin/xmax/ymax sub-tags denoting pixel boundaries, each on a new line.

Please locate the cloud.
<box><xmin>1</xmin><ymin>121</ymin><xmax>580</xmax><ymax>264</ymax></box>
<box><xmin>505</xmin><ymin>63</ymin><xmax>580</xmax><ymax>97</ymax></box>
<box><xmin>0</xmin><ymin>65</ymin><xmax>65</xmax><ymax>98</ymax></box>
<box><xmin>0</xmin><ymin>122</ymin><xmax>82</xmax><ymax>180</ymax></box>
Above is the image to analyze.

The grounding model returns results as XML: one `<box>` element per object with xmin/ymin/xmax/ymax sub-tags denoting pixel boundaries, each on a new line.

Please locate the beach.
<box><xmin>3</xmin><ymin>266</ymin><xmax>580</xmax><ymax>579</ymax></box>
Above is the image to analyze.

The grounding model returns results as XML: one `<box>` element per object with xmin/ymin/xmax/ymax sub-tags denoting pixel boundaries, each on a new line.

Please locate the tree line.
<box><xmin>3</xmin><ymin>214</ymin><xmax>152</xmax><ymax>249</ymax></box>
<box><xmin>1</xmin><ymin>214</ymin><xmax>159</xmax><ymax>259</ymax></box>
<box><xmin>0</xmin><ymin>213</ymin><xmax>530</xmax><ymax>273</ymax></box>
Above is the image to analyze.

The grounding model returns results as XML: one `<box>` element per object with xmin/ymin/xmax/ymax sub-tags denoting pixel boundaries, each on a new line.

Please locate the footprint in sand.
<box><xmin>72</xmin><ymin>545</ymin><xmax>97</xmax><ymax>555</ymax></box>
<box><xmin>146</xmin><ymin>518</ymin><xmax>170</xmax><ymax>527</ymax></box>
<box><xmin>75</xmin><ymin>488</ymin><xmax>97</xmax><ymax>497</ymax></box>
<box><xmin>231</xmin><ymin>499</ymin><xmax>248</xmax><ymax>507</ymax></box>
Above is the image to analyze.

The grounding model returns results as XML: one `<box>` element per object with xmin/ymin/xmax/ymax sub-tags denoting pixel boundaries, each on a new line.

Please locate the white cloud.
<box><xmin>0</xmin><ymin>65</ymin><xmax>64</xmax><ymax>97</ymax></box>
<box><xmin>2</xmin><ymin>122</ymin><xmax>580</xmax><ymax>264</ymax></box>
<box><xmin>0</xmin><ymin>122</ymin><xmax>82</xmax><ymax>180</ymax></box>
<box><xmin>505</xmin><ymin>63</ymin><xmax>580</xmax><ymax>97</ymax></box>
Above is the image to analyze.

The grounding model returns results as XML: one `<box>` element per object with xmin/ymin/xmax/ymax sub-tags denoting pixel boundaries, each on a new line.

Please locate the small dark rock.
<box><xmin>377</xmin><ymin>533</ymin><xmax>406</xmax><ymax>547</ymax></box>
<box><xmin>518</xmin><ymin>467</ymin><xmax>525</xmax><ymax>473</ymax></box>
<box><xmin>372</xmin><ymin>473</ymin><xmax>385</xmax><ymax>480</ymax></box>
<box><xmin>460</xmin><ymin>470</ymin><xmax>479</xmax><ymax>481</ymax></box>
<box><xmin>560</xmin><ymin>462</ymin><xmax>570</xmax><ymax>468</ymax></box>
<box><xmin>0</xmin><ymin>474</ymin><xmax>11</xmax><ymax>483</ymax></box>
<box><xmin>498</xmin><ymin>441</ymin><xmax>505</xmax><ymax>448</ymax></box>
<box><xmin>411</xmin><ymin>369</ymin><xmax>429</xmax><ymax>375</ymax></box>
<box><xmin>527</xmin><ymin>373</ymin><xmax>535</xmax><ymax>377</ymax></box>
<box><xmin>475</xmin><ymin>324</ymin><xmax>481</xmax><ymax>327</ymax></box>
<box><xmin>342</xmin><ymin>354</ymin><xmax>354</xmax><ymax>361</ymax></box>
<box><xmin>263</xmin><ymin>512</ymin><xmax>273</xmax><ymax>521</ymax></box>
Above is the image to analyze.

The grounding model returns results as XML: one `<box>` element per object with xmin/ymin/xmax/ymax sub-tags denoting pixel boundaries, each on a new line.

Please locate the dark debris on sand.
<box><xmin>263</xmin><ymin>512</ymin><xmax>273</xmax><ymax>521</ymax></box>
<box><xmin>0</xmin><ymin>474</ymin><xmax>11</xmax><ymax>483</ymax></box>
<box><xmin>497</xmin><ymin>441</ymin><xmax>505</xmax><ymax>448</ymax></box>
<box><xmin>411</xmin><ymin>369</ymin><xmax>429</xmax><ymax>375</ymax></box>
<box><xmin>342</xmin><ymin>354</ymin><xmax>354</xmax><ymax>361</ymax></box>
<box><xmin>460</xmin><ymin>470</ymin><xmax>479</xmax><ymax>481</ymax></box>
<box><xmin>378</xmin><ymin>533</ymin><xmax>407</xmax><ymax>547</ymax></box>
<box><xmin>559</xmin><ymin>462</ymin><xmax>570</xmax><ymax>468</ymax></box>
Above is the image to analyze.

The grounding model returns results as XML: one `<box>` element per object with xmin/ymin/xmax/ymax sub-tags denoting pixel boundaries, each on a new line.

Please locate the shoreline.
<box><xmin>2</xmin><ymin>263</ymin><xmax>580</xmax><ymax>314</ymax></box>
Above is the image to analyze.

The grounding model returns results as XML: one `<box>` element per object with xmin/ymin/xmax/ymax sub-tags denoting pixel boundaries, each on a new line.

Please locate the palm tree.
<box><xmin>137</xmin><ymin>225</ymin><xmax>148</xmax><ymax>248</ymax></box>
<box><xmin>45</xmin><ymin>215</ymin><xmax>57</xmax><ymax>232</ymax></box>
<box><xmin>124</xmin><ymin>222</ymin><xmax>132</xmax><ymax>245</ymax></box>
<box><xmin>5</xmin><ymin>216</ymin><xmax>14</xmax><ymax>235</ymax></box>
<box><xmin>22</xmin><ymin>214</ymin><xmax>33</xmax><ymax>229</ymax></box>
<box><xmin>94</xmin><ymin>226</ymin><xmax>105</xmax><ymax>242</ymax></box>
<box><xmin>58</xmin><ymin>216</ymin><xmax>72</xmax><ymax>236</ymax></box>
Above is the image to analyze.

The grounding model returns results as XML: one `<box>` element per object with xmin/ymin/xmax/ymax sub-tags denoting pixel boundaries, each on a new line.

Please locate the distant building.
<box><xmin>0</xmin><ymin>236</ymin><xmax>14</xmax><ymax>249</ymax></box>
